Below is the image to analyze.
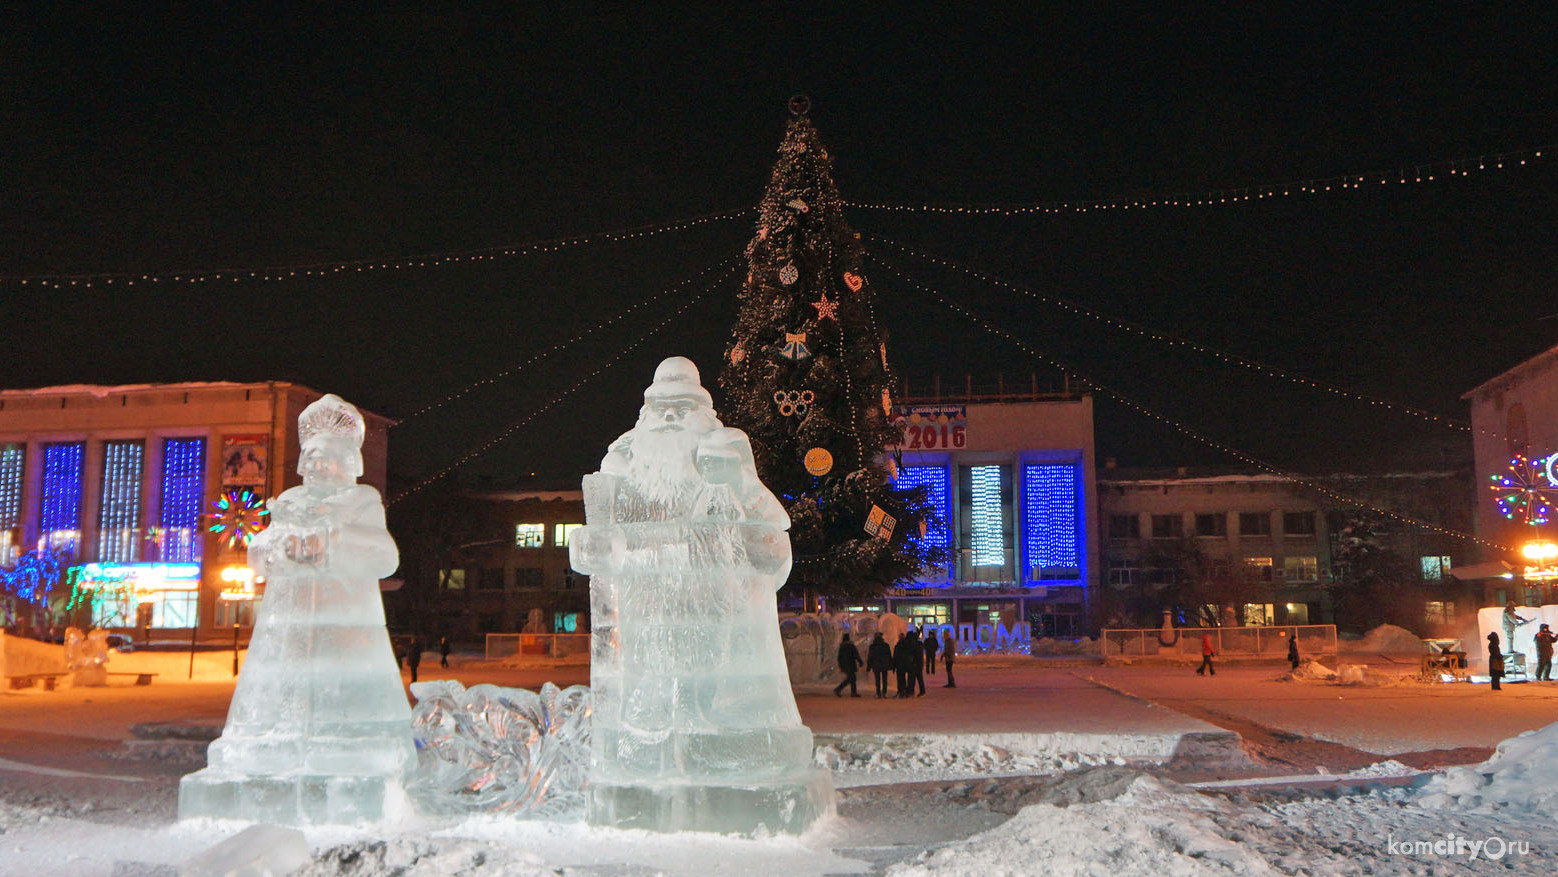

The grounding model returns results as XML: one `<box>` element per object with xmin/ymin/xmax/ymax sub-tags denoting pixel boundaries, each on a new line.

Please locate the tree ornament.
<box><xmin>810</xmin><ymin>291</ymin><xmax>839</xmax><ymax>322</ymax></box>
<box><xmin>843</xmin><ymin>272</ymin><xmax>864</xmax><ymax>292</ymax></box>
<box><xmin>758</xmin><ymin>226</ymin><xmax>769</xmax><ymax>240</ymax></box>
<box><xmin>785</xmin><ymin>198</ymin><xmax>810</xmax><ymax>214</ymax></box>
<box><xmin>779</xmin><ymin>332</ymin><xmax>811</xmax><ymax>361</ymax></box>
<box><xmin>778</xmin><ymin>263</ymin><xmax>799</xmax><ymax>285</ymax></box>
<box><xmin>209</xmin><ymin>488</ymin><xmax>270</xmax><ymax>549</ymax></box>
<box><xmin>881</xmin><ymin>388</ymin><xmax>893</xmax><ymax>417</ymax></box>
<box><xmin>879</xmin><ymin>342</ymin><xmax>889</xmax><ymax>370</ymax></box>
<box><xmin>803</xmin><ymin>448</ymin><xmax>833</xmax><ymax>476</ymax></box>
<box><xmin>772</xmin><ymin>389</ymin><xmax>815</xmax><ymax>417</ymax></box>
<box><xmin>864</xmin><ymin>505</ymin><xmax>897</xmax><ymax>541</ymax></box>
<box><xmin>729</xmin><ymin>343</ymin><xmax>746</xmax><ymax>365</ymax></box>
<box><xmin>788</xmin><ymin>94</ymin><xmax>811</xmax><ymax>117</ymax></box>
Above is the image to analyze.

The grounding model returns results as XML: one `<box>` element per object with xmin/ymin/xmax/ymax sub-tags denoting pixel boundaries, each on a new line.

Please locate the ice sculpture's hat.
<box><xmin>298</xmin><ymin>393</ymin><xmax>366</xmax><ymax>447</ymax></box>
<box><xmin>643</xmin><ymin>356</ymin><xmax>712</xmax><ymax>407</ymax></box>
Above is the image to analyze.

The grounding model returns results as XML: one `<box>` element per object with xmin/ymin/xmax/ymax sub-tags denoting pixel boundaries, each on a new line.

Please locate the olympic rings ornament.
<box><xmin>773</xmin><ymin>389</ymin><xmax>815</xmax><ymax>417</ymax></box>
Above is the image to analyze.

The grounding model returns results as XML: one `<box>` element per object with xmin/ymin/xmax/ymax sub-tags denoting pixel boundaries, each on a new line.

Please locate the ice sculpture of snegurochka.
<box><xmin>569</xmin><ymin>356</ymin><xmax>833</xmax><ymax>834</ymax></box>
<box><xmin>179</xmin><ymin>394</ymin><xmax>415</xmax><ymax>825</ymax></box>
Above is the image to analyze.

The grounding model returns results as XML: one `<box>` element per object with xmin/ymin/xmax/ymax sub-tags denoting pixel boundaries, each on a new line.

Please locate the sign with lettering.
<box><xmin>895</xmin><ymin>405</ymin><xmax>968</xmax><ymax>451</ymax></box>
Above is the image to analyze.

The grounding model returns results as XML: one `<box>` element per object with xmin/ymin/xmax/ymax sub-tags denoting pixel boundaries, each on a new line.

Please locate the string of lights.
<box><xmin>394</xmin><ymin>256</ymin><xmax>741</xmax><ymax>427</ymax></box>
<box><xmin>847</xmin><ymin>144</ymin><xmax>1549</xmax><ymax>215</ymax></box>
<box><xmin>389</xmin><ymin>264</ymin><xmax>738</xmax><ymax>505</ymax></box>
<box><xmin>874</xmin><ymin>255</ymin><xmax>1517</xmax><ymax>553</ymax></box>
<box><xmin>867</xmin><ymin>235</ymin><xmax>1524</xmax><ymax>447</ymax></box>
<box><xmin>2</xmin><ymin>206</ymin><xmax>751</xmax><ymax>290</ymax></box>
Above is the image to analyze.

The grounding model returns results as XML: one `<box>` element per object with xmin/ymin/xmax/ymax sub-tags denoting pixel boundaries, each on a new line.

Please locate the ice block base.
<box><xmin>587</xmin><ymin>768</ymin><xmax>834</xmax><ymax>835</ymax></box>
<box><xmin>179</xmin><ymin>768</ymin><xmax>404</xmax><ymax>826</ymax></box>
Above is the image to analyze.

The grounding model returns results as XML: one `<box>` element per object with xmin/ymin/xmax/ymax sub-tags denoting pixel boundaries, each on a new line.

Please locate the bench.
<box><xmin>107</xmin><ymin>672</ymin><xmax>158</xmax><ymax>686</ymax></box>
<box><xmin>5</xmin><ymin>673</ymin><xmax>65</xmax><ymax>691</ymax></box>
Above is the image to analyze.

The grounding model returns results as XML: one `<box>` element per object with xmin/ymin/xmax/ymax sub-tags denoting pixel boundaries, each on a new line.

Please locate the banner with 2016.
<box><xmin>894</xmin><ymin>405</ymin><xmax>968</xmax><ymax>450</ymax></box>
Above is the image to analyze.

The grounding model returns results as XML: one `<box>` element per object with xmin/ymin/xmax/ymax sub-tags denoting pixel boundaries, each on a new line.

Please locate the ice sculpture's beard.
<box><xmin>627</xmin><ymin>426</ymin><xmax>703</xmax><ymax>508</ymax></box>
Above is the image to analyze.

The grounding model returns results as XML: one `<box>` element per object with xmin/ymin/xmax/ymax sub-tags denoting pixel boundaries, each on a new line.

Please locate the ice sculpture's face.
<box><xmin>299</xmin><ymin>437</ymin><xmax>362</xmax><ymax>485</ymax></box>
<box><xmin>643</xmin><ymin>396</ymin><xmax>700</xmax><ymax>434</ymax></box>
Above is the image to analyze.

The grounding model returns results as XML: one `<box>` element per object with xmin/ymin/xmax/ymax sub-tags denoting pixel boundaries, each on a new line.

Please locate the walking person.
<box><xmin>834</xmin><ymin>633</ymin><xmax>863</xmax><ymax>697</ymax></box>
<box><xmin>407</xmin><ymin>637</ymin><xmax>424</xmax><ymax>684</ymax></box>
<box><xmin>867</xmin><ymin>632</ymin><xmax>893</xmax><ymax>698</ymax></box>
<box><xmin>438</xmin><ymin>636</ymin><xmax>451</xmax><ymax>669</ymax></box>
<box><xmin>908</xmin><ymin>629</ymin><xmax>926</xmax><ymax>697</ymax></box>
<box><xmin>893</xmin><ymin>630</ymin><xmax>914</xmax><ymax>698</ymax></box>
<box><xmin>1536</xmin><ymin>624</ymin><xmax>1557</xmax><ymax>682</ymax></box>
<box><xmin>941</xmin><ymin>629</ymin><xmax>957</xmax><ymax>688</ymax></box>
<box><xmin>1488</xmin><ymin>631</ymin><xmax>1504</xmax><ymax>691</ymax></box>
<box><xmin>1287</xmin><ymin>632</ymin><xmax>1300</xmax><ymax>671</ymax></box>
<box><xmin>1196</xmin><ymin>633</ymin><xmax>1216</xmax><ymax>676</ymax></box>
<box><xmin>924</xmin><ymin>627</ymin><xmax>940</xmax><ymax>675</ymax></box>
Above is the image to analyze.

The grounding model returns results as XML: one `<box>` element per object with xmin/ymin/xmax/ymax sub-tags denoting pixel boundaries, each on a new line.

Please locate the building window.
<box><xmin>98</xmin><ymin>441</ymin><xmax>145</xmax><ymax>563</ymax></box>
<box><xmin>1150</xmin><ymin>514</ymin><xmax>1183</xmax><ymax>539</ymax></box>
<box><xmin>439</xmin><ymin>568</ymin><xmax>466</xmax><ymax>590</ymax></box>
<box><xmin>896</xmin><ymin>465</ymin><xmax>951</xmax><ymax>551</ymax></box>
<box><xmin>515</xmin><ymin>523</ymin><xmax>545</xmax><ymax>548</ymax></box>
<box><xmin>1282</xmin><ymin>511</ymin><xmax>1316</xmax><ymax>536</ymax></box>
<box><xmin>959</xmin><ymin>464</ymin><xmax>1012</xmax><ymax>568</ymax></box>
<box><xmin>1282</xmin><ymin>556</ymin><xmax>1318</xmax><ymax>583</ymax></box>
<box><xmin>1242</xmin><ymin>556</ymin><xmax>1273</xmax><ymax>582</ymax></box>
<box><xmin>553</xmin><ymin>523</ymin><xmax>584</xmax><ymax>546</ymax></box>
<box><xmin>0</xmin><ymin>444</ymin><xmax>24</xmax><ymax>565</ymax></box>
<box><xmin>1195</xmin><ymin>513</ymin><xmax>1226</xmax><ymax>538</ymax></box>
<box><xmin>1106</xmin><ymin>558</ymin><xmax>1139</xmax><ymax>586</ymax></box>
<box><xmin>215</xmin><ymin>598</ymin><xmax>256</xmax><ymax>627</ymax></box>
<box><xmin>897</xmin><ymin>602</ymin><xmax>953</xmax><ymax>626</ymax></box>
<box><xmin>1242</xmin><ymin>602</ymin><xmax>1276</xmax><ymax>625</ymax></box>
<box><xmin>41</xmin><ymin>442</ymin><xmax>86</xmax><ymax>557</ymax></box>
<box><xmin>1424</xmin><ymin>601</ymin><xmax>1457</xmax><ymax>626</ymax></box>
<box><xmin>1420</xmin><ymin>555</ymin><xmax>1452</xmax><ymax>581</ymax></box>
<box><xmin>159</xmin><ymin>438</ymin><xmax>207</xmax><ymax>563</ymax></box>
<box><xmin>1022</xmin><ymin>463</ymin><xmax>1080</xmax><ymax>580</ymax></box>
<box><xmin>515</xmin><ymin>567</ymin><xmax>544</xmax><ymax>588</ymax></box>
<box><xmin>1239</xmin><ymin>512</ymin><xmax>1271</xmax><ymax>537</ymax></box>
<box><xmin>1108</xmin><ymin>514</ymin><xmax>1139</xmax><ymax>539</ymax></box>
<box><xmin>1148</xmin><ymin>565</ymin><xmax>1180</xmax><ymax>585</ymax></box>
<box><xmin>477</xmin><ymin>568</ymin><xmax>506</xmax><ymax>590</ymax></box>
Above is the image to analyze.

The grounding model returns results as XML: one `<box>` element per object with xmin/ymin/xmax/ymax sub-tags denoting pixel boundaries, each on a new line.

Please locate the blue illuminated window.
<box><xmin>98</xmin><ymin>441</ymin><xmax>145</xmax><ymax>562</ymax></box>
<box><xmin>1023</xmin><ymin>463</ymin><xmax>1080</xmax><ymax>580</ymax></box>
<box><xmin>160</xmin><ymin>438</ymin><xmax>207</xmax><ymax>563</ymax></box>
<box><xmin>968</xmin><ymin>464</ymin><xmax>1006</xmax><ymax>567</ymax></box>
<box><xmin>895</xmin><ymin>465</ymin><xmax>951</xmax><ymax>549</ymax></box>
<box><xmin>41</xmin><ymin>442</ymin><xmax>85</xmax><ymax>556</ymax></box>
<box><xmin>0</xmin><ymin>444</ymin><xmax>24</xmax><ymax>564</ymax></box>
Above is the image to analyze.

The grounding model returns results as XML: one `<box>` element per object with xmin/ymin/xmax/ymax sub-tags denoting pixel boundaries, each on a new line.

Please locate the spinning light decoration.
<box><xmin>1490</xmin><ymin>454</ymin><xmax>1557</xmax><ymax>526</ymax></box>
<box><xmin>209</xmin><ymin>488</ymin><xmax>269</xmax><ymax>549</ymax></box>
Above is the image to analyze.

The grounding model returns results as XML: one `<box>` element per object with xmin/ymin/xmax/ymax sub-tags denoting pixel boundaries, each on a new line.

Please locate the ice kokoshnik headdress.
<box><xmin>298</xmin><ymin>393</ymin><xmax>367</xmax><ymax>447</ymax></box>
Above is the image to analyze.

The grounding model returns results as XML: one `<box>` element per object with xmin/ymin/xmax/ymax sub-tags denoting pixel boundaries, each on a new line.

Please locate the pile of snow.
<box><xmin>815</xmin><ymin>735</ymin><xmax>1111</xmax><ymax>780</ymax></box>
<box><xmin>1336</xmin><ymin>663</ymin><xmax>1366</xmax><ymax>685</ymax></box>
<box><xmin>295</xmin><ymin>838</ymin><xmax>554</xmax><ymax>877</ymax></box>
<box><xmin>1341</xmin><ymin>624</ymin><xmax>1428</xmax><ymax>654</ymax></box>
<box><xmin>1278</xmin><ymin>659</ymin><xmax>1336</xmax><ymax>681</ymax></box>
<box><xmin>1419</xmin><ymin>720</ymin><xmax>1558</xmax><ymax>816</ymax></box>
<box><xmin>1030</xmin><ymin>637</ymin><xmax>1102</xmax><ymax>656</ymax></box>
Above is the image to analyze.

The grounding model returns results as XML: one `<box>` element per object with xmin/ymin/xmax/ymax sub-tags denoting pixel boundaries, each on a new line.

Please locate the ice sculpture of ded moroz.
<box><xmin>570</xmin><ymin>356</ymin><xmax>833</xmax><ymax>834</ymax></box>
<box><xmin>180</xmin><ymin>394</ymin><xmax>415</xmax><ymax>825</ymax></box>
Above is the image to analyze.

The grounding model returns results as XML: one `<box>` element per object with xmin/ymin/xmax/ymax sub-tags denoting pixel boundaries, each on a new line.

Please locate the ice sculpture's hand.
<box><xmin>568</xmin><ymin>525</ymin><xmax>625</xmax><ymax>575</ymax></box>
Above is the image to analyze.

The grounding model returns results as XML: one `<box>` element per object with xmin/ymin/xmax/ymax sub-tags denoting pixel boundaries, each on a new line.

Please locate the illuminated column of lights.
<box><xmin>0</xmin><ymin>445</ymin><xmax>23</xmax><ymax>563</ymax></box>
<box><xmin>40</xmin><ymin>443</ymin><xmax>85</xmax><ymax>557</ymax></box>
<box><xmin>969</xmin><ymin>465</ymin><xmax>1005</xmax><ymax>567</ymax></box>
<box><xmin>160</xmin><ymin>438</ymin><xmax>207</xmax><ymax>563</ymax></box>
<box><xmin>97</xmin><ymin>441</ymin><xmax>144</xmax><ymax>562</ymax></box>
<box><xmin>896</xmin><ymin>465</ymin><xmax>951</xmax><ymax>550</ymax></box>
<box><xmin>1023</xmin><ymin>463</ymin><xmax>1080</xmax><ymax>579</ymax></box>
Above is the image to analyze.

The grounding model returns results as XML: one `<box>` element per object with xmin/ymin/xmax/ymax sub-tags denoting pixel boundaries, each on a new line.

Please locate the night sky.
<box><xmin>5</xmin><ymin>7</ymin><xmax>1558</xmax><ymax>489</ymax></box>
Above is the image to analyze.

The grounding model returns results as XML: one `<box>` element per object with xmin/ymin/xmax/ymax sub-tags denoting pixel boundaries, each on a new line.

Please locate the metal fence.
<box><xmin>484</xmin><ymin>633</ymin><xmax>591</xmax><ymax>661</ymax></box>
<box><xmin>1100</xmin><ymin>624</ymin><xmax>1338</xmax><ymax>662</ymax></box>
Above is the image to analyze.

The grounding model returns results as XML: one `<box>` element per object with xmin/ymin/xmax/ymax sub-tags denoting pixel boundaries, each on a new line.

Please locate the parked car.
<box><xmin>105</xmin><ymin>633</ymin><xmax>134</xmax><ymax>652</ymax></box>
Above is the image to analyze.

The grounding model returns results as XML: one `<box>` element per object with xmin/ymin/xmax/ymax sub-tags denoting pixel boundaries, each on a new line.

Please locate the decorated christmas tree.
<box><xmin>720</xmin><ymin>102</ymin><xmax>947</xmax><ymax>604</ymax></box>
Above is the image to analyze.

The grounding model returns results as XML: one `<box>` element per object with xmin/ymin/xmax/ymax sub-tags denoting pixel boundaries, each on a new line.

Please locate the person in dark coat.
<box><xmin>438</xmin><ymin>636</ymin><xmax>451</xmax><ymax>669</ymax></box>
<box><xmin>866</xmin><ymin>632</ymin><xmax>894</xmax><ymax>698</ymax></box>
<box><xmin>941</xmin><ymin>629</ymin><xmax>957</xmax><ymax>688</ymax></box>
<box><xmin>1196</xmin><ymin>633</ymin><xmax>1216</xmax><ymax>676</ymax></box>
<box><xmin>1488</xmin><ymin>631</ymin><xmax>1504</xmax><ymax>691</ymax></box>
<box><xmin>894</xmin><ymin>630</ymin><xmax>917</xmax><ymax>698</ymax></box>
<box><xmin>1536</xmin><ymin>624</ymin><xmax>1556</xmax><ymax>682</ymax></box>
<box><xmin>834</xmin><ymin>633</ymin><xmax>863</xmax><ymax>697</ymax></box>
<box><xmin>1287</xmin><ymin>632</ymin><xmax>1300</xmax><ymax>671</ymax></box>
<box><xmin>924</xmin><ymin>628</ymin><xmax>940</xmax><ymax>674</ymax></box>
<box><xmin>407</xmin><ymin>637</ymin><xmax>424</xmax><ymax>684</ymax></box>
<box><xmin>908</xmin><ymin>629</ymin><xmax>926</xmax><ymax>697</ymax></box>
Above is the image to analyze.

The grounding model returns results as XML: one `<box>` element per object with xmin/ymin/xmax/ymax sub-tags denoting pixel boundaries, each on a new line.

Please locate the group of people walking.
<box><xmin>395</xmin><ymin>635</ymin><xmax>452</xmax><ymax>683</ymax></box>
<box><xmin>834</xmin><ymin>627</ymin><xmax>957</xmax><ymax>698</ymax></box>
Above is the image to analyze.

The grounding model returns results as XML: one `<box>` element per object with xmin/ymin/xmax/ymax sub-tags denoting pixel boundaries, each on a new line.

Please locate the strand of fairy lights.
<box><xmin>867</xmin><ymin>235</ymin><xmax>1525</xmax><ymax>447</ymax></box>
<box><xmin>874</xmin><ymin>255</ymin><xmax>1516</xmax><ymax>553</ymax></box>
<box><xmin>847</xmin><ymin>144</ymin><xmax>1549</xmax><ymax>215</ymax></box>
<box><xmin>394</xmin><ymin>257</ymin><xmax>741</xmax><ymax>427</ymax></box>
<box><xmin>389</xmin><ymin>264</ymin><xmax>738</xmax><ymax>505</ymax></box>
<box><xmin>3</xmin><ymin>207</ymin><xmax>751</xmax><ymax>290</ymax></box>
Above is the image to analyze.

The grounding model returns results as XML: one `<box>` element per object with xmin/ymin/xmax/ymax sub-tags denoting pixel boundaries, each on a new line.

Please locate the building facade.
<box><xmin>871</xmin><ymin>390</ymin><xmax>1099</xmax><ymax>640</ymax></box>
<box><xmin>0</xmin><ymin>382</ymin><xmax>390</xmax><ymax>637</ymax></box>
